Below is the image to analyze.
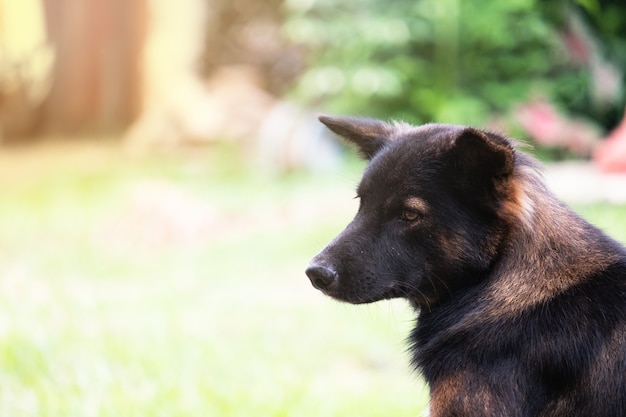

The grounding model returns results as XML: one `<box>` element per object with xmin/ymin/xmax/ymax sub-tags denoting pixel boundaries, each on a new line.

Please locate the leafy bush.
<box><xmin>284</xmin><ymin>0</ymin><xmax>565</xmax><ymax>125</ymax></box>
<box><xmin>286</xmin><ymin>1</ymin><xmax>626</xmax><ymax>126</ymax></box>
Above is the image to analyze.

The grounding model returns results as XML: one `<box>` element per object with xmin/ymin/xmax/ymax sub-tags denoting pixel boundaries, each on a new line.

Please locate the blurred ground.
<box><xmin>545</xmin><ymin>162</ymin><xmax>626</xmax><ymax>203</ymax></box>
<box><xmin>0</xmin><ymin>139</ymin><xmax>431</xmax><ymax>417</ymax></box>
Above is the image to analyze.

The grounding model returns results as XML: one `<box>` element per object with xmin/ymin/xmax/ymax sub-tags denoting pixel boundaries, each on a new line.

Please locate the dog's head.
<box><xmin>306</xmin><ymin>115</ymin><xmax>518</xmax><ymax>307</ymax></box>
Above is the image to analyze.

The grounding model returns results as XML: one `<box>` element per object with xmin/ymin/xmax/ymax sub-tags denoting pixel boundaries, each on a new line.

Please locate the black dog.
<box><xmin>306</xmin><ymin>115</ymin><xmax>626</xmax><ymax>417</ymax></box>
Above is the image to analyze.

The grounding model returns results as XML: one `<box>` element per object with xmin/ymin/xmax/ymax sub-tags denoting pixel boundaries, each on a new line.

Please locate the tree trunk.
<box><xmin>40</xmin><ymin>0</ymin><xmax>146</xmax><ymax>136</ymax></box>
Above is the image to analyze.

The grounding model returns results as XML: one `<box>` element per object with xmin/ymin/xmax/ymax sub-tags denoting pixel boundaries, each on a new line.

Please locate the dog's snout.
<box><xmin>306</xmin><ymin>263</ymin><xmax>338</xmax><ymax>290</ymax></box>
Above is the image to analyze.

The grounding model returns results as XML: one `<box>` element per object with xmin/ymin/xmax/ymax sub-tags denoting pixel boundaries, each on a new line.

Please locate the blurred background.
<box><xmin>1</xmin><ymin>0</ymin><xmax>625</xmax><ymax>416</ymax></box>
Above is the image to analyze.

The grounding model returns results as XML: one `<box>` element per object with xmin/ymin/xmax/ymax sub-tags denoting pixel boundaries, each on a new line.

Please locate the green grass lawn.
<box><xmin>0</xmin><ymin>140</ymin><xmax>624</xmax><ymax>417</ymax></box>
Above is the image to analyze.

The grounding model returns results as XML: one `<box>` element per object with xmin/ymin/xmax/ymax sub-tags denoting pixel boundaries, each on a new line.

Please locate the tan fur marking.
<box><xmin>499</xmin><ymin>164</ymin><xmax>537</xmax><ymax>232</ymax></box>
<box><xmin>449</xmin><ymin>158</ymin><xmax>622</xmax><ymax>331</ymax></box>
<box><xmin>404</xmin><ymin>197</ymin><xmax>428</xmax><ymax>214</ymax></box>
<box><xmin>429</xmin><ymin>373</ymin><xmax>462</xmax><ymax>417</ymax></box>
<box><xmin>430</xmin><ymin>372</ymin><xmax>498</xmax><ymax>417</ymax></box>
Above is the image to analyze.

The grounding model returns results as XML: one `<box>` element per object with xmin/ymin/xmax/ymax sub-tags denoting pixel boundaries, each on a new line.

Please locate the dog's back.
<box><xmin>307</xmin><ymin>116</ymin><xmax>626</xmax><ymax>417</ymax></box>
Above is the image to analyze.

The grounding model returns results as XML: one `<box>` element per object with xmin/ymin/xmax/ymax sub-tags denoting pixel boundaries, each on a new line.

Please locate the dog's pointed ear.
<box><xmin>449</xmin><ymin>128</ymin><xmax>515</xmax><ymax>189</ymax></box>
<box><xmin>447</xmin><ymin>128</ymin><xmax>515</xmax><ymax>208</ymax></box>
<box><xmin>319</xmin><ymin>115</ymin><xmax>392</xmax><ymax>160</ymax></box>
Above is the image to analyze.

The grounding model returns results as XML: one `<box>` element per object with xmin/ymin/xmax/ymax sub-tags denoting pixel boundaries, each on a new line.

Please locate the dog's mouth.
<box><xmin>330</xmin><ymin>287</ymin><xmax>403</xmax><ymax>304</ymax></box>
<box><xmin>324</xmin><ymin>289</ymin><xmax>390</xmax><ymax>304</ymax></box>
<box><xmin>312</xmin><ymin>282</ymin><xmax>387</xmax><ymax>304</ymax></box>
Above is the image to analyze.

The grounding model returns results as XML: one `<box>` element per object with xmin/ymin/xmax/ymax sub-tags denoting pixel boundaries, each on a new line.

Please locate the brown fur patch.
<box><xmin>429</xmin><ymin>371</ymin><xmax>500</xmax><ymax>417</ymax></box>
<box><xmin>458</xmin><ymin>156</ymin><xmax>622</xmax><ymax>328</ymax></box>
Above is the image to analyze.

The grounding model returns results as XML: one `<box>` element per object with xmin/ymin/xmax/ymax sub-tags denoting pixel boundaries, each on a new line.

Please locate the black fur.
<box><xmin>306</xmin><ymin>115</ymin><xmax>626</xmax><ymax>417</ymax></box>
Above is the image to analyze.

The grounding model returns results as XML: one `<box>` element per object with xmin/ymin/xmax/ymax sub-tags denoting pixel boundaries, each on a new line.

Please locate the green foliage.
<box><xmin>284</xmin><ymin>0</ymin><xmax>626</xmax><ymax>130</ymax></box>
<box><xmin>285</xmin><ymin>0</ymin><xmax>565</xmax><ymax>125</ymax></box>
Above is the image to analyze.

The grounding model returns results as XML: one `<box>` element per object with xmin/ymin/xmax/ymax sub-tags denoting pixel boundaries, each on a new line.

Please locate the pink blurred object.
<box><xmin>515</xmin><ymin>99</ymin><xmax>600</xmax><ymax>156</ymax></box>
<box><xmin>594</xmin><ymin>114</ymin><xmax>626</xmax><ymax>173</ymax></box>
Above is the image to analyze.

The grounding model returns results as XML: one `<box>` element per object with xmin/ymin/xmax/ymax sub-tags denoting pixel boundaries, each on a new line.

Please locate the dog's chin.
<box><xmin>322</xmin><ymin>287</ymin><xmax>401</xmax><ymax>304</ymax></box>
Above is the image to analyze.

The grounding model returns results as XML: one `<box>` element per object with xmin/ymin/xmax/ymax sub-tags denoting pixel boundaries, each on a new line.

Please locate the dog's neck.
<box><xmin>485</xmin><ymin>166</ymin><xmax>624</xmax><ymax>318</ymax></box>
<box><xmin>420</xmin><ymin>163</ymin><xmax>624</xmax><ymax>327</ymax></box>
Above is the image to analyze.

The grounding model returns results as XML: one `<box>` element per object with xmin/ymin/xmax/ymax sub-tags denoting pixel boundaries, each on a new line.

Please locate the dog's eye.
<box><xmin>400</xmin><ymin>209</ymin><xmax>420</xmax><ymax>222</ymax></box>
<box><xmin>400</xmin><ymin>197</ymin><xmax>427</xmax><ymax>222</ymax></box>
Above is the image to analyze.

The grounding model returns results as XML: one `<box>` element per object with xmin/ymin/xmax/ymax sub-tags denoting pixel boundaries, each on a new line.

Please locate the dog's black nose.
<box><xmin>306</xmin><ymin>264</ymin><xmax>337</xmax><ymax>290</ymax></box>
